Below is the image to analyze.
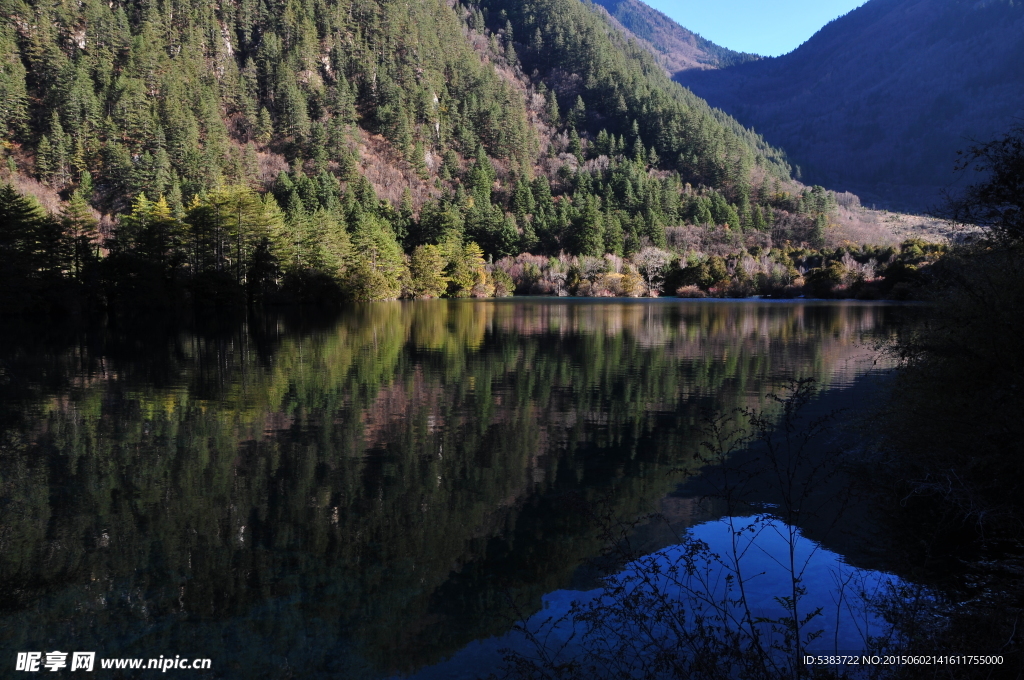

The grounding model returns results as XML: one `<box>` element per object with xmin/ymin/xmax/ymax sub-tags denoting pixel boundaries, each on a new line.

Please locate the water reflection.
<box><xmin>0</xmin><ymin>301</ymin><xmax>900</xmax><ymax>678</ymax></box>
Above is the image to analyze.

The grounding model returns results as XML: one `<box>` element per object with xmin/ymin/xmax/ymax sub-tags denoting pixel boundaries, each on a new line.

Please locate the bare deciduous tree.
<box><xmin>633</xmin><ymin>246</ymin><xmax>671</xmax><ymax>296</ymax></box>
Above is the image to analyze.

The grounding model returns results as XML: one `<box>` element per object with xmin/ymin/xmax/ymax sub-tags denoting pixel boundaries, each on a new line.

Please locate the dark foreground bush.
<box><xmin>277</xmin><ymin>269</ymin><xmax>345</xmax><ymax>306</ymax></box>
<box><xmin>187</xmin><ymin>270</ymin><xmax>246</xmax><ymax>313</ymax></box>
<box><xmin>863</xmin><ymin>243</ymin><xmax>1024</xmax><ymax>679</ymax></box>
<box><xmin>881</xmin><ymin>244</ymin><xmax>1024</xmax><ymax>538</ymax></box>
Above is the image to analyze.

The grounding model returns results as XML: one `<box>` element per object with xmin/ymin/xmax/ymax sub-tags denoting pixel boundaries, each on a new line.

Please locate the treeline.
<box><xmin>0</xmin><ymin>171</ymin><xmax>941</xmax><ymax>318</ymax></box>
<box><xmin>490</xmin><ymin>237</ymin><xmax>945</xmax><ymax>299</ymax></box>
<box><xmin>0</xmin><ymin>179</ymin><xmax>496</xmax><ymax>314</ymax></box>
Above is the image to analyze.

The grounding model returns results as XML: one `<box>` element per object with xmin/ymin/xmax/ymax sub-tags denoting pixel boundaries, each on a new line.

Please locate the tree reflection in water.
<box><xmin>0</xmin><ymin>300</ymin><xmax>901</xmax><ymax>678</ymax></box>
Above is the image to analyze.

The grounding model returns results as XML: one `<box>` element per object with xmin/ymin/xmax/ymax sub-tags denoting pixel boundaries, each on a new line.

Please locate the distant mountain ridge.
<box><xmin>673</xmin><ymin>0</ymin><xmax>1024</xmax><ymax>212</ymax></box>
<box><xmin>589</xmin><ymin>0</ymin><xmax>760</xmax><ymax>73</ymax></box>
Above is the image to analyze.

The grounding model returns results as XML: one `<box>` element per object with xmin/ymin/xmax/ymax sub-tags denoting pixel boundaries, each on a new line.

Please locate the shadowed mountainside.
<box><xmin>674</xmin><ymin>0</ymin><xmax>1024</xmax><ymax>212</ymax></box>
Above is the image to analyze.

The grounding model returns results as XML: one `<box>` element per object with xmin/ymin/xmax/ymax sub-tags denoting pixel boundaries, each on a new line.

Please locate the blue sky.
<box><xmin>642</xmin><ymin>0</ymin><xmax>869</xmax><ymax>57</ymax></box>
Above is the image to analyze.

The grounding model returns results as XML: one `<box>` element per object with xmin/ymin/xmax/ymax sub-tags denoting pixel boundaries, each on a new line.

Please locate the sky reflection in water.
<box><xmin>405</xmin><ymin>515</ymin><xmax>901</xmax><ymax>679</ymax></box>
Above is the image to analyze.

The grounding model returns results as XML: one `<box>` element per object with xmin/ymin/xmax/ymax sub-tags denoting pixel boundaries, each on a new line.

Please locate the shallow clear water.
<box><xmin>0</xmin><ymin>300</ymin><xmax>904</xmax><ymax>678</ymax></box>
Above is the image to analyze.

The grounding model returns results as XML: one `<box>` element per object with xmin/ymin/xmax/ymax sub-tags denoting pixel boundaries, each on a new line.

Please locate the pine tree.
<box><xmin>0</xmin><ymin>25</ymin><xmax>29</xmax><ymax>140</ymax></box>
<box><xmin>333</xmin><ymin>77</ymin><xmax>356</xmax><ymax>125</ymax></box>
<box><xmin>604</xmin><ymin>211</ymin><xmax>624</xmax><ymax>257</ymax></box>
<box><xmin>813</xmin><ymin>213</ymin><xmax>828</xmax><ymax>247</ymax></box>
<box><xmin>511</xmin><ymin>179</ymin><xmax>535</xmax><ymax>221</ymax></box>
<box><xmin>751</xmin><ymin>205</ymin><xmax>766</xmax><ymax>231</ymax></box>
<box><xmin>530</xmin><ymin>27</ymin><xmax>544</xmax><ymax>55</ymax></box>
<box><xmin>47</xmin><ymin>111</ymin><xmax>71</xmax><ymax>189</ymax></box>
<box><xmin>0</xmin><ymin>183</ymin><xmax>47</xmax><ymax>290</ymax></box>
<box><xmin>647</xmin><ymin>146</ymin><xmax>659</xmax><ymax>168</ymax></box>
<box><xmin>255</xmin><ymin>107</ymin><xmax>274</xmax><ymax>146</ymax></box>
<box><xmin>694</xmin><ymin>196</ymin><xmax>713</xmax><ymax>226</ymax></box>
<box><xmin>545</xmin><ymin>90</ymin><xmax>560</xmax><ymax>128</ymax></box>
<box><xmin>446</xmin><ymin>241</ymin><xmax>490</xmax><ymax>298</ymax></box>
<box><xmin>569</xmin><ymin>127</ymin><xmax>583</xmax><ymax>161</ymax></box>
<box><xmin>567</xmin><ymin>95</ymin><xmax>586</xmax><ymax>130</ymax></box>
<box><xmin>36</xmin><ymin>135</ymin><xmax>53</xmax><ymax>184</ymax></box>
<box><xmin>116</xmin><ymin>193</ymin><xmax>154</xmax><ymax>254</ymax></box>
<box><xmin>495</xmin><ymin>213</ymin><xmax>521</xmax><ymax>258</ymax></box>
<box><xmin>572</xmin><ymin>198</ymin><xmax>604</xmax><ymax>257</ymax></box>
<box><xmin>631</xmin><ymin>136</ymin><xmax>646</xmax><ymax>165</ymax></box>
<box><xmin>59</xmin><ymin>190</ymin><xmax>99</xmax><ymax>279</ymax></box>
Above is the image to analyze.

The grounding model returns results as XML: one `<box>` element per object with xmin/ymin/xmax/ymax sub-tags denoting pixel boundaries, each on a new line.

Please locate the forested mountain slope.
<box><xmin>675</xmin><ymin>0</ymin><xmax>1024</xmax><ymax>212</ymax></box>
<box><xmin>0</xmin><ymin>0</ymin><xmax>784</xmax><ymax>212</ymax></box>
<box><xmin>0</xmin><ymin>0</ymin><xmax>928</xmax><ymax>314</ymax></box>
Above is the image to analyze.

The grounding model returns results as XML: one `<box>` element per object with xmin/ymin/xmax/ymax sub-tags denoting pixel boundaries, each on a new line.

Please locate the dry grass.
<box><xmin>830</xmin><ymin>205</ymin><xmax>957</xmax><ymax>247</ymax></box>
<box><xmin>4</xmin><ymin>171</ymin><xmax>65</xmax><ymax>215</ymax></box>
<box><xmin>256</xmin><ymin>150</ymin><xmax>289</xmax><ymax>188</ymax></box>
<box><xmin>2</xmin><ymin>145</ymin><xmax>65</xmax><ymax>214</ymax></box>
<box><xmin>353</xmin><ymin>129</ymin><xmax>438</xmax><ymax>209</ymax></box>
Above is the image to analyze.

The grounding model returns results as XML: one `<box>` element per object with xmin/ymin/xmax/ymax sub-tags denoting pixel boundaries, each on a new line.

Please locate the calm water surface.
<box><xmin>0</xmin><ymin>300</ymin><xmax>905</xmax><ymax>678</ymax></box>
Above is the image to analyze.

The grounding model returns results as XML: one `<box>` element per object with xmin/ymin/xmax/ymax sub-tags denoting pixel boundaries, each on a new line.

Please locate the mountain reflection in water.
<box><xmin>0</xmin><ymin>300</ymin><xmax>902</xmax><ymax>678</ymax></box>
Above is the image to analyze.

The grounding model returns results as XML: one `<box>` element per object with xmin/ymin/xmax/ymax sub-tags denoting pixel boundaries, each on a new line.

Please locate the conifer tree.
<box><xmin>545</xmin><ymin>90</ymin><xmax>561</xmax><ymax>128</ymax></box>
<box><xmin>0</xmin><ymin>183</ymin><xmax>47</xmax><ymax>291</ymax></box>
<box><xmin>569</xmin><ymin>127</ymin><xmax>583</xmax><ymax>162</ymax></box>
<box><xmin>255</xmin><ymin>108</ymin><xmax>274</xmax><ymax>146</ymax></box>
<box><xmin>59</xmin><ymin>190</ymin><xmax>99</xmax><ymax>279</ymax></box>
<box><xmin>36</xmin><ymin>135</ymin><xmax>53</xmax><ymax>184</ymax></box>
<box><xmin>567</xmin><ymin>96</ymin><xmax>586</xmax><ymax>130</ymax></box>
<box><xmin>572</xmin><ymin>198</ymin><xmax>604</xmax><ymax>257</ymax></box>
<box><xmin>604</xmin><ymin>211</ymin><xmax>624</xmax><ymax>256</ymax></box>
<box><xmin>0</xmin><ymin>26</ymin><xmax>28</xmax><ymax>140</ymax></box>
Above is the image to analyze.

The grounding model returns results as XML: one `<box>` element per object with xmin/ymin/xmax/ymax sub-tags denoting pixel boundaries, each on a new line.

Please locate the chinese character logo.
<box><xmin>15</xmin><ymin>653</ymin><xmax>41</xmax><ymax>672</ymax></box>
<box><xmin>16</xmin><ymin>652</ymin><xmax>95</xmax><ymax>672</ymax></box>
<box><xmin>71</xmin><ymin>653</ymin><xmax>95</xmax><ymax>672</ymax></box>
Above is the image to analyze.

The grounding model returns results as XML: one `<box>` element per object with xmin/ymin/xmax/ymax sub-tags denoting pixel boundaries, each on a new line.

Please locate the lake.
<box><xmin>0</xmin><ymin>300</ymin><xmax>908</xmax><ymax>678</ymax></box>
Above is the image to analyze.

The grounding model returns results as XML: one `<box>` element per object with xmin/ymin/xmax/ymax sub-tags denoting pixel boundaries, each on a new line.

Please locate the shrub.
<box><xmin>803</xmin><ymin>261</ymin><xmax>847</xmax><ymax>298</ymax></box>
<box><xmin>882</xmin><ymin>244</ymin><xmax>1024</xmax><ymax>537</ymax></box>
<box><xmin>675</xmin><ymin>285</ymin><xmax>706</xmax><ymax>298</ymax></box>
<box><xmin>279</xmin><ymin>268</ymin><xmax>343</xmax><ymax>305</ymax></box>
<box><xmin>491</xmin><ymin>268</ymin><xmax>514</xmax><ymax>297</ymax></box>
<box><xmin>189</xmin><ymin>269</ymin><xmax>246</xmax><ymax>310</ymax></box>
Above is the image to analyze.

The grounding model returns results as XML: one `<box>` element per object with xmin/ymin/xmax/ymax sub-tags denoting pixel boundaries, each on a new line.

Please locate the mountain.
<box><xmin>675</xmin><ymin>0</ymin><xmax>1024</xmax><ymax>212</ymax></box>
<box><xmin>588</xmin><ymin>0</ymin><xmax>759</xmax><ymax>73</ymax></box>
